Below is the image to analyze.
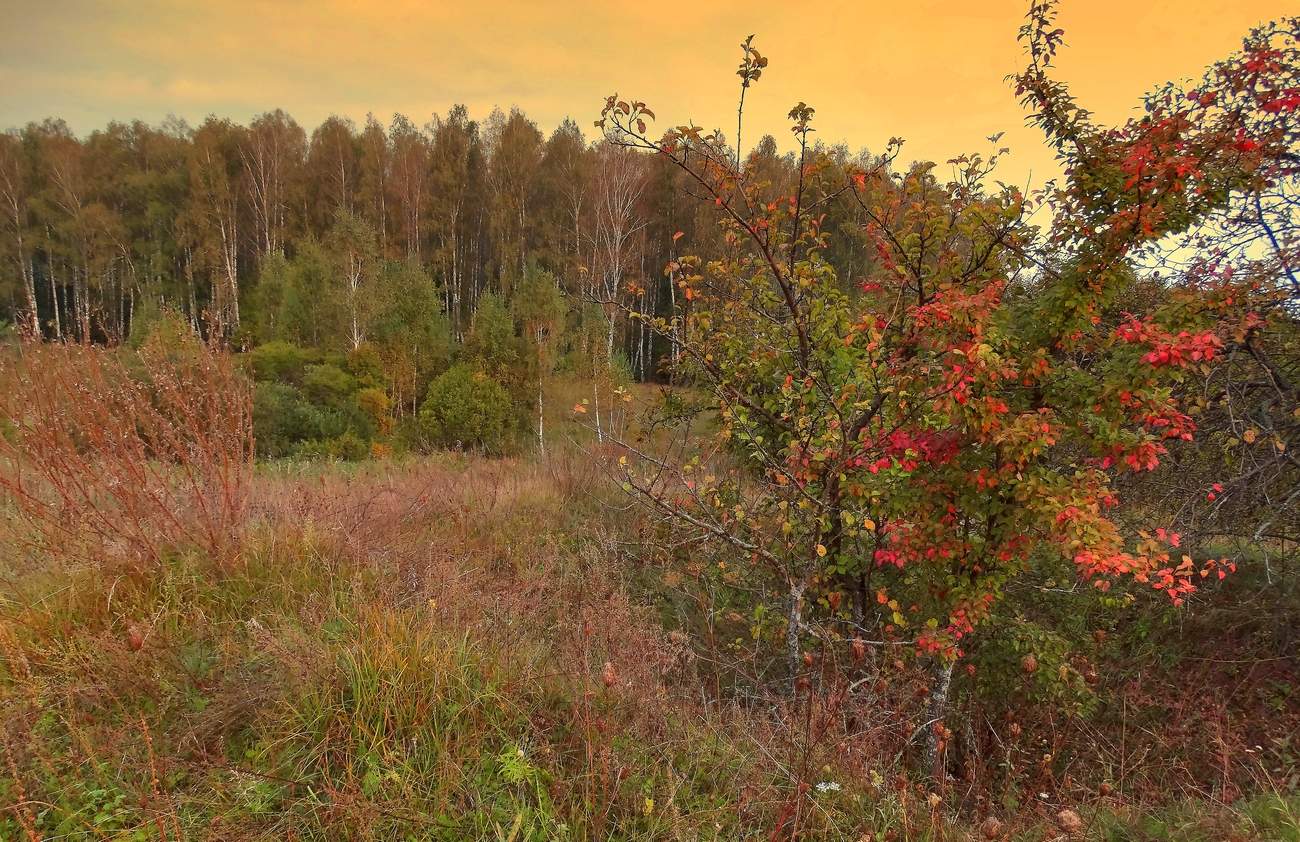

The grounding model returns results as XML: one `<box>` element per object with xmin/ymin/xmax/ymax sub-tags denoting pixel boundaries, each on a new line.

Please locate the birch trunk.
<box><xmin>923</xmin><ymin>659</ymin><xmax>956</xmax><ymax>780</ymax></box>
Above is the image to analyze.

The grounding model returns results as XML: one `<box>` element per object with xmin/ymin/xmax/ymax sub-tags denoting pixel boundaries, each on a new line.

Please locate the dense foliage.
<box><xmin>419</xmin><ymin>363</ymin><xmax>516</xmax><ymax>453</ymax></box>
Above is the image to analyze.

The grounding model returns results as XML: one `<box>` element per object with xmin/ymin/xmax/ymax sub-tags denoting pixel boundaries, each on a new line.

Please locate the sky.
<box><xmin>1</xmin><ymin>0</ymin><xmax>1293</xmax><ymax>187</ymax></box>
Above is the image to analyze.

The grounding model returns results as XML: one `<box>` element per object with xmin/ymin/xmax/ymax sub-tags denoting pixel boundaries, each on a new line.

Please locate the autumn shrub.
<box><xmin>0</xmin><ymin>336</ymin><xmax>254</xmax><ymax>570</ymax></box>
<box><xmin>588</xmin><ymin>9</ymin><xmax>1300</xmax><ymax>807</ymax></box>
<box><xmin>355</xmin><ymin>385</ymin><xmax>393</xmax><ymax>434</ymax></box>
<box><xmin>419</xmin><ymin>362</ymin><xmax>516</xmax><ymax>453</ymax></box>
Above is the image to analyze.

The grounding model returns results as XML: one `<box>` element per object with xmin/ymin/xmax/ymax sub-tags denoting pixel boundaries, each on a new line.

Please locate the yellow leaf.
<box><xmin>862</xmin><ymin>517</ymin><xmax>876</xmax><ymax>531</ymax></box>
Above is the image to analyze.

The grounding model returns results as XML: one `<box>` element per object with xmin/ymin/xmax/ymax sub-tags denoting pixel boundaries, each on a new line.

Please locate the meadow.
<box><xmin>0</xmin><ymin>337</ymin><xmax>1295</xmax><ymax>840</ymax></box>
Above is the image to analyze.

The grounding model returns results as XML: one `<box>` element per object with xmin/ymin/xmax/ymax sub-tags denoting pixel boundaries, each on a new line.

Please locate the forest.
<box><xmin>0</xmin><ymin>1</ymin><xmax>1298</xmax><ymax>839</ymax></box>
<box><xmin>0</xmin><ymin>90</ymin><xmax>847</xmax><ymax>459</ymax></box>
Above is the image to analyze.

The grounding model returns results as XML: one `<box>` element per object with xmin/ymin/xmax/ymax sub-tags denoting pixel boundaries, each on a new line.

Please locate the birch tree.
<box><xmin>0</xmin><ymin>132</ymin><xmax>39</xmax><ymax>336</ymax></box>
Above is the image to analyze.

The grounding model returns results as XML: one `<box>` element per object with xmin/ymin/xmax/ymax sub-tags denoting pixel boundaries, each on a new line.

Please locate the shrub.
<box><xmin>317</xmin><ymin>405</ymin><xmax>373</xmax><ymax>442</ymax></box>
<box><xmin>0</xmin><ymin>338</ymin><xmax>253</xmax><ymax>569</ymax></box>
<box><xmin>252</xmin><ymin>383</ymin><xmax>319</xmax><ymax>458</ymax></box>
<box><xmin>127</xmin><ymin>302</ymin><xmax>191</xmax><ymax>351</ymax></box>
<box><xmin>247</xmin><ymin>341</ymin><xmax>316</xmax><ymax>384</ymax></box>
<box><xmin>329</xmin><ymin>430</ymin><xmax>370</xmax><ymax>461</ymax></box>
<box><xmin>419</xmin><ymin>364</ymin><xmax>515</xmax><ymax>453</ymax></box>
<box><xmin>355</xmin><ymin>386</ymin><xmax>392</xmax><ymax>435</ymax></box>
<box><xmin>301</xmin><ymin>363</ymin><xmax>358</xmax><ymax>409</ymax></box>
<box><xmin>346</xmin><ymin>344</ymin><xmax>386</xmax><ymax>388</ymax></box>
<box><xmin>294</xmin><ymin>430</ymin><xmax>369</xmax><ymax>461</ymax></box>
<box><xmin>253</xmin><ymin>380</ymin><xmax>380</xmax><ymax>458</ymax></box>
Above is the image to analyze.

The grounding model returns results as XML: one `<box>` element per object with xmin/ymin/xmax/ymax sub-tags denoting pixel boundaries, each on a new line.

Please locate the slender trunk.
<box><xmin>48</xmin><ymin>256</ymin><xmax>62</xmax><ymax>341</ymax></box>
<box><xmin>786</xmin><ymin>579</ymin><xmax>807</xmax><ymax>693</ymax></box>
<box><xmin>923</xmin><ymin>659</ymin><xmax>955</xmax><ymax>780</ymax></box>
<box><xmin>10</xmin><ymin>217</ymin><xmax>39</xmax><ymax>336</ymax></box>
<box><xmin>223</xmin><ymin>217</ymin><xmax>240</xmax><ymax>333</ymax></box>
<box><xmin>571</xmin><ymin>201</ymin><xmax>581</xmax><ymax>276</ymax></box>
<box><xmin>537</xmin><ymin>382</ymin><xmax>545</xmax><ymax>456</ymax></box>
<box><xmin>536</xmin><ymin>325</ymin><xmax>547</xmax><ymax>456</ymax></box>
<box><xmin>348</xmin><ymin>252</ymin><xmax>363</xmax><ymax>350</ymax></box>
<box><xmin>378</xmin><ymin>179</ymin><xmax>387</xmax><ymax>256</ymax></box>
<box><xmin>592</xmin><ymin>370</ymin><xmax>603</xmax><ymax>443</ymax></box>
<box><xmin>605</xmin><ymin>301</ymin><xmax>616</xmax><ymax>361</ymax></box>
<box><xmin>77</xmin><ymin>259</ymin><xmax>90</xmax><ymax>343</ymax></box>
<box><xmin>184</xmin><ymin>246</ymin><xmax>199</xmax><ymax>334</ymax></box>
<box><xmin>668</xmin><ymin>271</ymin><xmax>679</xmax><ymax>377</ymax></box>
<box><xmin>518</xmin><ymin>202</ymin><xmax>527</xmax><ymax>280</ymax></box>
<box><xmin>853</xmin><ymin>572</ymin><xmax>867</xmax><ymax>628</ymax></box>
<box><xmin>25</xmin><ymin>256</ymin><xmax>39</xmax><ymax>338</ymax></box>
<box><xmin>449</xmin><ymin>210</ymin><xmax>460</xmax><ymax>334</ymax></box>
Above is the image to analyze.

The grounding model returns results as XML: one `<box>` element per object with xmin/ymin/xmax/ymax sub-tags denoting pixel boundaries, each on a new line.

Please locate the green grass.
<box><xmin>1083</xmin><ymin>794</ymin><xmax>1300</xmax><ymax>841</ymax></box>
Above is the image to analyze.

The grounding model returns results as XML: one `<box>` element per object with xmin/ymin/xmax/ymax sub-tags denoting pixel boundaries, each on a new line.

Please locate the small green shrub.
<box><xmin>294</xmin><ymin>430</ymin><xmax>369</xmax><ymax>461</ymax></box>
<box><xmin>301</xmin><ymin>363</ymin><xmax>358</xmax><ymax>409</ymax></box>
<box><xmin>247</xmin><ymin>341</ymin><xmax>316</xmax><ymax>384</ymax></box>
<box><xmin>419</xmin><ymin>363</ymin><xmax>515</xmax><ymax>453</ymax></box>
<box><xmin>965</xmin><ymin>615</ymin><xmax>1098</xmax><ymax>717</ymax></box>
<box><xmin>252</xmin><ymin>382</ymin><xmax>319</xmax><ymax>457</ymax></box>
<box><xmin>254</xmin><ymin>382</ymin><xmax>376</xmax><ymax>458</ymax></box>
<box><xmin>328</xmin><ymin>430</ymin><xmax>370</xmax><ymax>461</ymax></box>
<box><xmin>346</xmin><ymin>344</ymin><xmax>386</xmax><ymax>388</ymax></box>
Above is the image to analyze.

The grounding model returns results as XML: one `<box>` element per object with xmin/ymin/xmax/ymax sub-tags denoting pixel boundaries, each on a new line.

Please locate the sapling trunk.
<box><xmin>923</xmin><ymin>658</ymin><xmax>955</xmax><ymax>780</ymax></box>
<box><xmin>786</xmin><ymin>579</ymin><xmax>806</xmax><ymax>693</ymax></box>
<box><xmin>537</xmin><ymin>382</ymin><xmax>545</xmax><ymax>456</ymax></box>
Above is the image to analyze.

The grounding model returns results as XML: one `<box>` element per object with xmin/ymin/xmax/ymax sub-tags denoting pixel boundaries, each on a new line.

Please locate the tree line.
<box><xmin>0</xmin><ymin>105</ymin><xmax>899</xmax><ymax>382</ymax></box>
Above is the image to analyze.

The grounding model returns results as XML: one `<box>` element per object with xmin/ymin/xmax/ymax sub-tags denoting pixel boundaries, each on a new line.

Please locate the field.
<box><xmin>0</xmin><ymin>362</ymin><xmax>1295</xmax><ymax>839</ymax></box>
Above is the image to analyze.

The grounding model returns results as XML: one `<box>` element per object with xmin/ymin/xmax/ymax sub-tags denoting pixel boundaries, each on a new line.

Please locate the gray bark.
<box><xmin>923</xmin><ymin>659</ymin><xmax>956</xmax><ymax>779</ymax></box>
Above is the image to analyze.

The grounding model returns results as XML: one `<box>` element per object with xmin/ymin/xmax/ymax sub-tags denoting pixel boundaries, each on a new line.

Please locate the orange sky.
<box><xmin>1</xmin><ymin>0</ymin><xmax>1292</xmax><ymax>186</ymax></box>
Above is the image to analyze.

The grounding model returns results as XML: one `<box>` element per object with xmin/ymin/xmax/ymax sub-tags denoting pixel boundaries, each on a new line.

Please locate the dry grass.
<box><xmin>0</xmin><ymin>353</ymin><xmax>1295</xmax><ymax>839</ymax></box>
